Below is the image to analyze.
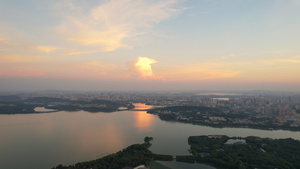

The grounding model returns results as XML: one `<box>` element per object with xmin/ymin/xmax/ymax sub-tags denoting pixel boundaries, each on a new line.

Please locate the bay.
<box><xmin>0</xmin><ymin>103</ymin><xmax>299</xmax><ymax>169</ymax></box>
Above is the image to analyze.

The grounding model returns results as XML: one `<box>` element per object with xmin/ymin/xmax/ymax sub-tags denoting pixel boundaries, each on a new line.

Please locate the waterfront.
<box><xmin>1</xmin><ymin>104</ymin><xmax>300</xmax><ymax>169</ymax></box>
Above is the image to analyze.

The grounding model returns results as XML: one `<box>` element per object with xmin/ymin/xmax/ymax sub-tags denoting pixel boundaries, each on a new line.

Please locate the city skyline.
<box><xmin>1</xmin><ymin>0</ymin><xmax>300</xmax><ymax>91</ymax></box>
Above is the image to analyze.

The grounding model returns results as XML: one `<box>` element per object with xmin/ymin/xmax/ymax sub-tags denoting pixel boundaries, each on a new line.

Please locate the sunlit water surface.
<box><xmin>1</xmin><ymin>104</ymin><xmax>300</xmax><ymax>169</ymax></box>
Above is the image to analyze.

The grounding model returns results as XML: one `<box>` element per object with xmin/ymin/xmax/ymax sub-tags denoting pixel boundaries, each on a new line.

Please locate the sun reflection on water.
<box><xmin>133</xmin><ymin>103</ymin><xmax>155</xmax><ymax>132</ymax></box>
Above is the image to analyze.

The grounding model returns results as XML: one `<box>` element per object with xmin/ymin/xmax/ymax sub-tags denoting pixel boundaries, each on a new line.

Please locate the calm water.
<box><xmin>1</xmin><ymin>103</ymin><xmax>300</xmax><ymax>169</ymax></box>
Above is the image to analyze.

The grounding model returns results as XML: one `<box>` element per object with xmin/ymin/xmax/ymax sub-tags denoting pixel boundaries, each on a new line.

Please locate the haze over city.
<box><xmin>0</xmin><ymin>0</ymin><xmax>300</xmax><ymax>91</ymax></box>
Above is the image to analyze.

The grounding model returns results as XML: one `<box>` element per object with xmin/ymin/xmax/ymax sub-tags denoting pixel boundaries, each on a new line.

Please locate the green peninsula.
<box><xmin>52</xmin><ymin>135</ymin><xmax>300</xmax><ymax>169</ymax></box>
<box><xmin>53</xmin><ymin>143</ymin><xmax>153</xmax><ymax>169</ymax></box>
<box><xmin>147</xmin><ymin>106</ymin><xmax>300</xmax><ymax>131</ymax></box>
<box><xmin>52</xmin><ymin>137</ymin><xmax>172</xmax><ymax>169</ymax></box>
<box><xmin>0</xmin><ymin>95</ymin><xmax>134</xmax><ymax>114</ymax></box>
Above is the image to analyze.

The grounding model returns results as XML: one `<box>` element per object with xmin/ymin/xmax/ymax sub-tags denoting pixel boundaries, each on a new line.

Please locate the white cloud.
<box><xmin>55</xmin><ymin>0</ymin><xmax>183</xmax><ymax>52</ymax></box>
<box><xmin>0</xmin><ymin>27</ymin><xmax>59</xmax><ymax>54</ymax></box>
<box><xmin>135</xmin><ymin>56</ymin><xmax>157</xmax><ymax>79</ymax></box>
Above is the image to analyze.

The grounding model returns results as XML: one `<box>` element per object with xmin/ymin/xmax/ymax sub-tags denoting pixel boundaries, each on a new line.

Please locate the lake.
<box><xmin>1</xmin><ymin>103</ymin><xmax>300</xmax><ymax>169</ymax></box>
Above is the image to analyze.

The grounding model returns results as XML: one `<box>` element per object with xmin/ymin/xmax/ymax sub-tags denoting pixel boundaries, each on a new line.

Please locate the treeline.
<box><xmin>176</xmin><ymin>155</ymin><xmax>195</xmax><ymax>163</ymax></box>
<box><xmin>153</xmin><ymin>154</ymin><xmax>173</xmax><ymax>161</ymax></box>
<box><xmin>148</xmin><ymin>106</ymin><xmax>220</xmax><ymax>115</ymax></box>
<box><xmin>188</xmin><ymin>135</ymin><xmax>300</xmax><ymax>169</ymax></box>
<box><xmin>53</xmin><ymin>143</ymin><xmax>154</xmax><ymax>169</ymax></box>
<box><xmin>147</xmin><ymin>105</ymin><xmax>300</xmax><ymax>131</ymax></box>
<box><xmin>0</xmin><ymin>95</ymin><xmax>134</xmax><ymax>114</ymax></box>
<box><xmin>0</xmin><ymin>102</ymin><xmax>35</xmax><ymax>114</ymax></box>
<box><xmin>28</xmin><ymin>97</ymin><xmax>133</xmax><ymax>112</ymax></box>
<box><xmin>147</xmin><ymin>106</ymin><xmax>221</xmax><ymax>121</ymax></box>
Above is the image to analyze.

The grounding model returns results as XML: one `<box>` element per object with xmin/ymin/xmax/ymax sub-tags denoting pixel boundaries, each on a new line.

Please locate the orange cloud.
<box><xmin>0</xmin><ymin>33</ymin><xmax>58</xmax><ymax>54</ymax></box>
<box><xmin>64</xmin><ymin>50</ymin><xmax>95</xmax><ymax>55</ymax></box>
<box><xmin>36</xmin><ymin>46</ymin><xmax>58</xmax><ymax>53</ymax></box>
<box><xmin>0</xmin><ymin>55</ymin><xmax>49</xmax><ymax>63</ymax></box>
<box><xmin>135</xmin><ymin>57</ymin><xmax>157</xmax><ymax>79</ymax></box>
<box><xmin>154</xmin><ymin>61</ymin><xmax>242</xmax><ymax>81</ymax></box>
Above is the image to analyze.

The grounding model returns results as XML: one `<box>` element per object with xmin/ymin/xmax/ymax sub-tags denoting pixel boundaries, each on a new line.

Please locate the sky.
<box><xmin>0</xmin><ymin>0</ymin><xmax>300</xmax><ymax>91</ymax></box>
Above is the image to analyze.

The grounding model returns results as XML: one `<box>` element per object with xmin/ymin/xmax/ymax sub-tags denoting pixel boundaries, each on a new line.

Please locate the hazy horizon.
<box><xmin>1</xmin><ymin>77</ymin><xmax>300</xmax><ymax>93</ymax></box>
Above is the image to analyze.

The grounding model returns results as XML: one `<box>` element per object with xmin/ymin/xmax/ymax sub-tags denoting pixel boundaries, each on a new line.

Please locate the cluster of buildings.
<box><xmin>2</xmin><ymin>90</ymin><xmax>300</xmax><ymax>129</ymax></box>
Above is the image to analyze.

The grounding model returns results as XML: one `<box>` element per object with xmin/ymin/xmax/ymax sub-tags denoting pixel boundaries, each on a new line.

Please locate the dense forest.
<box><xmin>188</xmin><ymin>135</ymin><xmax>300</xmax><ymax>169</ymax></box>
<box><xmin>53</xmin><ymin>143</ymin><xmax>153</xmax><ymax>169</ymax></box>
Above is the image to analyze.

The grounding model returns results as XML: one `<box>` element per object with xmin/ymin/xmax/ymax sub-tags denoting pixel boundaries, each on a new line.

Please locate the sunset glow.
<box><xmin>0</xmin><ymin>0</ymin><xmax>299</xmax><ymax>91</ymax></box>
